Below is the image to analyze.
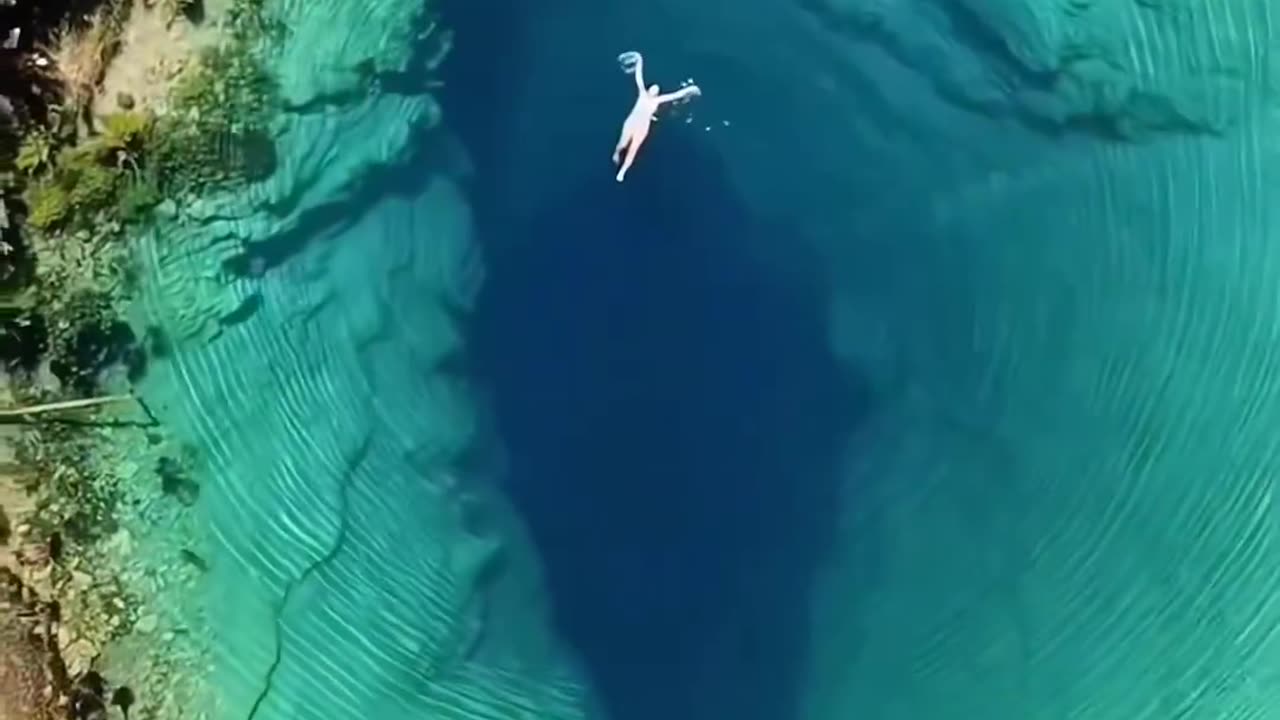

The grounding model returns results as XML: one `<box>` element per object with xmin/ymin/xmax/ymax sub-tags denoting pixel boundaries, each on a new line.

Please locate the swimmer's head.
<box><xmin>647</xmin><ymin>84</ymin><xmax>660</xmax><ymax>96</ymax></box>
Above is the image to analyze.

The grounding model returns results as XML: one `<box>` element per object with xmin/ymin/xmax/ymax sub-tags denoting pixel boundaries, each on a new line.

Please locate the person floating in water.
<box><xmin>613</xmin><ymin>51</ymin><xmax>701</xmax><ymax>183</ymax></box>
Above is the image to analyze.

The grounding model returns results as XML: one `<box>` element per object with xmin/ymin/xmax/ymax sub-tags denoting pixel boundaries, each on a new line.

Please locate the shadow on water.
<box><xmin>443</xmin><ymin>1</ymin><xmax>874</xmax><ymax>718</ymax></box>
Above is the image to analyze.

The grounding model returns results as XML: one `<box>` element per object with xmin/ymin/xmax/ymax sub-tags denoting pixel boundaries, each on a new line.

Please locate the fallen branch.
<box><xmin>0</xmin><ymin>395</ymin><xmax>135</xmax><ymax>419</ymax></box>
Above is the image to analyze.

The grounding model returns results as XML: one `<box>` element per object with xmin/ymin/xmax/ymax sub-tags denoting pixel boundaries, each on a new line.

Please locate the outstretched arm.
<box><xmin>632</xmin><ymin>53</ymin><xmax>646</xmax><ymax>91</ymax></box>
<box><xmin>655</xmin><ymin>84</ymin><xmax>700</xmax><ymax>104</ymax></box>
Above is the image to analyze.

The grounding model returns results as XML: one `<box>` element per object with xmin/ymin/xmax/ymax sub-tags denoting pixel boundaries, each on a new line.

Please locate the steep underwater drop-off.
<box><xmin>126</xmin><ymin>0</ymin><xmax>602</xmax><ymax>718</ymax></box>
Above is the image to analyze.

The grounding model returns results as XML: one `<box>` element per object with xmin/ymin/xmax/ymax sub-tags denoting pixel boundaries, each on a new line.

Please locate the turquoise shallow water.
<box><xmin>129</xmin><ymin>0</ymin><xmax>599</xmax><ymax>712</ymax></box>
<box><xmin>120</xmin><ymin>0</ymin><xmax>1280</xmax><ymax>718</ymax></box>
<box><xmin>139</xmin><ymin>165</ymin><xmax>601</xmax><ymax>717</ymax></box>
<box><xmin>141</xmin><ymin>169</ymin><xmax>603</xmax><ymax>717</ymax></box>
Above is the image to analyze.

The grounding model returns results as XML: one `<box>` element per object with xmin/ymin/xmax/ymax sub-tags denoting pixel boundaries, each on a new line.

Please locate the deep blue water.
<box><xmin>445</xmin><ymin>4</ymin><xmax>869</xmax><ymax>718</ymax></box>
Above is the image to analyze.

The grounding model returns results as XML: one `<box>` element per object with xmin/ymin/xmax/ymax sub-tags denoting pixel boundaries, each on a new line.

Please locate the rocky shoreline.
<box><xmin>1</xmin><ymin>0</ymin><xmax>460</xmax><ymax>712</ymax></box>
<box><xmin>0</xmin><ymin>2</ymin><xmax>126</xmax><ymax>711</ymax></box>
<box><xmin>1</xmin><ymin>0</ymin><xmax>265</xmax><ymax>717</ymax></box>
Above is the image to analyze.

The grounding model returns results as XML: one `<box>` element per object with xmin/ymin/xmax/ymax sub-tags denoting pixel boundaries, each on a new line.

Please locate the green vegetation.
<box><xmin>0</xmin><ymin>0</ymin><xmax>281</xmax><ymax>712</ymax></box>
<box><xmin>14</xmin><ymin>129</ymin><xmax>55</xmax><ymax>176</ymax></box>
<box><xmin>0</xmin><ymin>0</ymin><xmax>281</xmax><ymax>379</ymax></box>
<box><xmin>10</xmin><ymin>108</ymin><xmax>159</xmax><ymax>360</ymax></box>
<box><xmin>18</xmin><ymin>113</ymin><xmax>154</xmax><ymax>234</ymax></box>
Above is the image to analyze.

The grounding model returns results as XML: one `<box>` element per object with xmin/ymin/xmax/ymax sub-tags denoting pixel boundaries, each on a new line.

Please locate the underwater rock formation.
<box><xmin>802</xmin><ymin>0</ymin><xmax>1241</xmax><ymax>138</ymax></box>
<box><xmin>128</xmin><ymin>0</ymin><xmax>600</xmax><ymax>718</ymax></box>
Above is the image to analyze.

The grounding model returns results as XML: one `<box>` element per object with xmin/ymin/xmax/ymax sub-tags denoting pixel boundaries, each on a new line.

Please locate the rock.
<box><xmin>107</xmin><ymin>528</ymin><xmax>133</xmax><ymax>558</ymax></box>
<box><xmin>135</xmin><ymin>613</ymin><xmax>158</xmax><ymax>634</ymax></box>
<box><xmin>28</xmin><ymin>564</ymin><xmax>50</xmax><ymax>583</ymax></box>
<box><xmin>116</xmin><ymin>92</ymin><xmax>135</xmax><ymax>110</ymax></box>
<box><xmin>70</xmin><ymin>571</ymin><xmax>93</xmax><ymax>591</ymax></box>
<box><xmin>64</xmin><ymin>639</ymin><xmax>98</xmax><ymax>677</ymax></box>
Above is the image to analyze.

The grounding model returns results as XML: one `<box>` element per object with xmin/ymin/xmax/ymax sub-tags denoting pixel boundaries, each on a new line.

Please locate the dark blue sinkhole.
<box><xmin>439</xmin><ymin>2</ymin><xmax>873</xmax><ymax>718</ymax></box>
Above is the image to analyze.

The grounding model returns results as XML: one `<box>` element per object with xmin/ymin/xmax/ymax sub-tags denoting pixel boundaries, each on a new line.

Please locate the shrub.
<box><xmin>15</xmin><ymin>131</ymin><xmax>54</xmax><ymax>176</ymax></box>
<box><xmin>25</xmin><ymin>181</ymin><xmax>72</xmax><ymax>231</ymax></box>
<box><xmin>99</xmin><ymin>111</ymin><xmax>154</xmax><ymax>159</ymax></box>
<box><xmin>55</xmin><ymin>142</ymin><xmax>100</xmax><ymax>171</ymax></box>
<box><xmin>65</xmin><ymin>163</ymin><xmax>120</xmax><ymax>213</ymax></box>
<box><xmin>117</xmin><ymin>174</ymin><xmax>162</xmax><ymax>222</ymax></box>
<box><xmin>20</xmin><ymin>140</ymin><xmax>129</xmax><ymax>232</ymax></box>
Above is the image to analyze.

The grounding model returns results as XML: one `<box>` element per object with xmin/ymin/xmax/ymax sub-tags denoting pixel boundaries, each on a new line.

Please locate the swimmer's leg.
<box><xmin>616</xmin><ymin>134</ymin><xmax>643</xmax><ymax>182</ymax></box>
<box><xmin>612</xmin><ymin>132</ymin><xmax>629</xmax><ymax>165</ymax></box>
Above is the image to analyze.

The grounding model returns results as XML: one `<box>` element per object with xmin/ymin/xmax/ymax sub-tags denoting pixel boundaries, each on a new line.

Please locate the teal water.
<box><xmin>125</xmin><ymin>0</ymin><xmax>1280</xmax><ymax>719</ymax></box>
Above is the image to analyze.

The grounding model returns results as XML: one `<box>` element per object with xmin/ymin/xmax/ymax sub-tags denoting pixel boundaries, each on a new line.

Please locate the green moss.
<box><xmin>99</xmin><ymin>111</ymin><xmax>154</xmax><ymax>159</ymax></box>
<box><xmin>15</xmin><ymin>131</ymin><xmax>55</xmax><ymax>176</ymax></box>
<box><xmin>25</xmin><ymin>181</ymin><xmax>73</xmax><ymax>231</ymax></box>
<box><xmin>56</xmin><ymin>142</ymin><xmax>102</xmax><ymax>170</ymax></box>
<box><xmin>66</xmin><ymin>163</ymin><xmax>122</xmax><ymax>213</ymax></box>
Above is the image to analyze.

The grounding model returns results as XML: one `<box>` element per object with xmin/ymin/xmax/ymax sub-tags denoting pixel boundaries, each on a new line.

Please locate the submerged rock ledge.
<box><xmin>0</xmin><ymin>0</ymin><xmax>585</xmax><ymax>719</ymax></box>
<box><xmin>802</xmin><ymin>0</ymin><xmax>1248</xmax><ymax>139</ymax></box>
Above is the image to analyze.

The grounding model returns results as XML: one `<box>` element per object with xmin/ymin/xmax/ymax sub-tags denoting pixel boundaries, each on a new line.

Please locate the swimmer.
<box><xmin>613</xmin><ymin>51</ymin><xmax>701</xmax><ymax>182</ymax></box>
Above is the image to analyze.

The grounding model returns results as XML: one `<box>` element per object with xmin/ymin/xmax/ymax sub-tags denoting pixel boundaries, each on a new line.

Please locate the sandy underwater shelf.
<box><xmin>126</xmin><ymin>0</ymin><xmax>601</xmax><ymax>716</ymax></box>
